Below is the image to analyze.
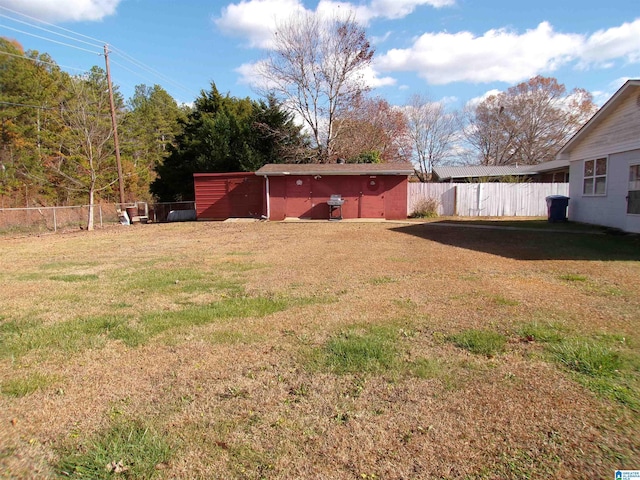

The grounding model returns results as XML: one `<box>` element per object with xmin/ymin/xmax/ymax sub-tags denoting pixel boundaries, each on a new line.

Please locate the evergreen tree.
<box><xmin>121</xmin><ymin>84</ymin><xmax>186</xmax><ymax>200</ymax></box>
<box><xmin>151</xmin><ymin>84</ymin><xmax>308</xmax><ymax>201</ymax></box>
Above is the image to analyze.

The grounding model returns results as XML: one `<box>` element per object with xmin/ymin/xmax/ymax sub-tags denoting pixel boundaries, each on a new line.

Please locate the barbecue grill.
<box><xmin>327</xmin><ymin>194</ymin><xmax>345</xmax><ymax>220</ymax></box>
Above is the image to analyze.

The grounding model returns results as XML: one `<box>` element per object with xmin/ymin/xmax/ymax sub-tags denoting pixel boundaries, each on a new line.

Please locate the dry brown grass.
<box><xmin>1</xmin><ymin>220</ymin><xmax>639</xmax><ymax>479</ymax></box>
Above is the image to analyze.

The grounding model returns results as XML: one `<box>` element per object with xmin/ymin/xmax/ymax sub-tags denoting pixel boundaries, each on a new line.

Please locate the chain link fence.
<box><xmin>0</xmin><ymin>204</ymin><xmax>120</xmax><ymax>235</ymax></box>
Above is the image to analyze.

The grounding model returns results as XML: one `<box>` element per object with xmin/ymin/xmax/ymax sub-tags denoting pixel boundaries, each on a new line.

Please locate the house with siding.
<box><xmin>556</xmin><ymin>79</ymin><xmax>640</xmax><ymax>233</ymax></box>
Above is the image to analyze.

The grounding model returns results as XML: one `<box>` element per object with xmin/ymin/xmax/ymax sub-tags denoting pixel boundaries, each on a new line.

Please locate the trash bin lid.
<box><xmin>545</xmin><ymin>195</ymin><xmax>569</xmax><ymax>200</ymax></box>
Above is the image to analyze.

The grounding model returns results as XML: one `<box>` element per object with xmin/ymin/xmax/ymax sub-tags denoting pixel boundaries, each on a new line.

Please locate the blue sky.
<box><xmin>0</xmin><ymin>0</ymin><xmax>638</xmax><ymax>109</ymax></box>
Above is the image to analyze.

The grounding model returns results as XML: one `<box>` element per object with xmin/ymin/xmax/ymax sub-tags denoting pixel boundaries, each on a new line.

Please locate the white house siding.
<box><xmin>563</xmin><ymin>83</ymin><xmax>640</xmax><ymax>233</ymax></box>
<box><xmin>569</xmin><ymin>149</ymin><xmax>640</xmax><ymax>232</ymax></box>
<box><xmin>563</xmin><ymin>91</ymin><xmax>640</xmax><ymax>161</ymax></box>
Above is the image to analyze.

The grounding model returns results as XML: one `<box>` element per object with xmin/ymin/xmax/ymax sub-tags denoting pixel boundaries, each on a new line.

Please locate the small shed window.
<box><xmin>628</xmin><ymin>164</ymin><xmax>640</xmax><ymax>215</ymax></box>
<box><xmin>583</xmin><ymin>158</ymin><xmax>607</xmax><ymax>196</ymax></box>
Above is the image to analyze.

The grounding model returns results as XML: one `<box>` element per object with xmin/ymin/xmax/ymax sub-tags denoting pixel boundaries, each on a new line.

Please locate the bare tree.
<box><xmin>332</xmin><ymin>96</ymin><xmax>410</xmax><ymax>163</ymax></box>
<box><xmin>259</xmin><ymin>11</ymin><xmax>374</xmax><ymax>162</ymax></box>
<box><xmin>48</xmin><ymin>67</ymin><xmax>120</xmax><ymax>230</ymax></box>
<box><xmin>464</xmin><ymin>76</ymin><xmax>597</xmax><ymax>166</ymax></box>
<box><xmin>403</xmin><ymin>94</ymin><xmax>459</xmax><ymax>181</ymax></box>
<box><xmin>462</xmin><ymin>95</ymin><xmax>519</xmax><ymax>166</ymax></box>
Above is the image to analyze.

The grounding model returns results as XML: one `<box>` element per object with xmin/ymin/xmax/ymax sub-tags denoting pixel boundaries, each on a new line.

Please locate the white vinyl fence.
<box><xmin>408</xmin><ymin>182</ymin><xmax>569</xmax><ymax>217</ymax></box>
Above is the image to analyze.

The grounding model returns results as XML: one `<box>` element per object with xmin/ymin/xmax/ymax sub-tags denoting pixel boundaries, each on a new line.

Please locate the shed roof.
<box><xmin>255</xmin><ymin>162</ymin><xmax>415</xmax><ymax>176</ymax></box>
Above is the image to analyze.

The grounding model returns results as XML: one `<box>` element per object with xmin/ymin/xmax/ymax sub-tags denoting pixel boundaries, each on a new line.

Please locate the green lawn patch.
<box><xmin>516</xmin><ymin>324</ymin><xmax>639</xmax><ymax>410</ymax></box>
<box><xmin>320</xmin><ymin>325</ymin><xmax>399</xmax><ymax>375</ymax></box>
<box><xmin>56</xmin><ymin>419</ymin><xmax>173</xmax><ymax>479</ymax></box>
<box><xmin>49</xmin><ymin>274</ymin><xmax>99</xmax><ymax>282</ymax></box>
<box><xmin>0</xmin><ymin>295</ymin><xmax>319</xmax><ymax>358</ymax></box>
<box><xmin>447</xmin><ymin>329</ymin><xmax>507</xmax><ymax>357</ymax></box>
<box><xmin>550</xmin><ymin>339</ymin><xmax>622</xmax><ymax>377</ymax></box>
<box><xmin>1</xmin><ymin>372</ymin><xmax>57</xmax><ymax>397</ymax></box>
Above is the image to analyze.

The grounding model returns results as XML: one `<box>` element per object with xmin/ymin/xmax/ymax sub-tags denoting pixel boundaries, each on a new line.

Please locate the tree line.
<box><xmin>1</xmin><ymin>14</ymin><xmax>598</xmax><ymax>211</ymax></box>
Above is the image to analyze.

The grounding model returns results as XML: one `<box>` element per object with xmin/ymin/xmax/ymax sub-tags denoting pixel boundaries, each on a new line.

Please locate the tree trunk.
<box><xmin>87</xmin><ymin>187</ymin><xmax>94</xmax><ymax>231</ymax></box>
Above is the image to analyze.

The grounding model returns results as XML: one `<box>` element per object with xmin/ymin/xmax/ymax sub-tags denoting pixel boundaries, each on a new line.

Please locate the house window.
<box><xmin>583</xmin><ymin>158</ymin><xmax>607</xmax><ymax>195</ymax></box>
<box><xmin>628</xmin><ymin>164</ymin><xmax>640</xmax><ymax>215</ymax></box>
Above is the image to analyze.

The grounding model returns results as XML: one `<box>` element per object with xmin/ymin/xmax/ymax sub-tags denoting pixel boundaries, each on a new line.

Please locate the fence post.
<box><xmin>99</xmin><ymin>204</ymin><xmax>103</xmax><ymax>228</ymax></box>
<box><xmin>53</xmin><ymin>207</ymin><xmax>57</xmax><ymax>232</ymax></box>
<box><xmin>453</xmin><ymin>185</ymin><xmax>457</xmax><ymax>216</ymax></box>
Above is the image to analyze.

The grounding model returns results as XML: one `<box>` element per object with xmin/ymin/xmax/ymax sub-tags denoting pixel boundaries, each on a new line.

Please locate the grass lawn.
<box><xmin>1</xmin><ymin>220</ymin><xmax>639</xmax><ymax>479</ymax></box>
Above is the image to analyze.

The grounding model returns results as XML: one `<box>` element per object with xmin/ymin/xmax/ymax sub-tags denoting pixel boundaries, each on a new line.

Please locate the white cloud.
<box><xmin>214</xmin><ymin>0</ymin><xmax>305</xmax><ymax>49</ymax></box>
<box><xmin>360</xmin><ymin>65</ymin><xmax>396</xmax><ymax>88</ymax></box>
<box><xmin>371</xmin><ymin>31</ymin><xmax>392</xmax><ymax>44</ymax></box>
<box><xmin>591</xmin><ymin>76</ymin><xmax>635</xmax><ymax>106</ymax></box>
<box><xmin>579</xmin><ymin>19</ymin><xmax>640</xmax><ymax>66</ymax></box>
<box><xmin>0</xmin><ymin>0</ymin><xmax>120</xmax><ymax>22</ymax></box>
<box><xmin>465</xmin><ymin>89</ymin><xmax>502</xmax><ymax>108</ymax></box>
<box><xmin>214</xmin><ymin>0</ymin><xmax>457</xmax><ymax>46</ymax></box>
<box><xmin>218</xmin><ymin>1</ymin><xmax>640</xmax><ymax>91</ymax></box>
<box><xmin>375</xmin><ymin>18</ymin><xmax>640</xmax><ymax>86</ymax></box>
<box><xmin>376</xmin><ymin>22</ymin><xmax>584</xmax><ymax>84</ymax></box>
<box><xmin>367</xmin><ymin>0</ymin><xmax>454</xmax><ymax>20</ymax></box>
<box><xmin>235</xmin><ymin>60</ymin><xmax>272</xmax><ymax>89</ymax></box>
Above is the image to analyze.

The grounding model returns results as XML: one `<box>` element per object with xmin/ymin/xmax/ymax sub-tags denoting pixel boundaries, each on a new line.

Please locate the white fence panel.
<box><xmin>408</xmin><ymin>182</ymin><xmax>569</xmax><ymax>217</ymax></box>
<box><xmin>407</xmin><ymin>183</ymin><xmax>456</xmax><ymax>216</ymax></box>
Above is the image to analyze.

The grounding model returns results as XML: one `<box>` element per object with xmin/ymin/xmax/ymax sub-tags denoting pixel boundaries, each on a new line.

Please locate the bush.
<box><xmin>411</xmin><ymin>197</ymin><xmax>440</xmax><ymax>218</ymax></box>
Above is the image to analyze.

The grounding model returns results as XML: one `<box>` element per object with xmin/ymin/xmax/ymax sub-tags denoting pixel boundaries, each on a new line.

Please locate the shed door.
<box><xmin>359</xmin><ymin>177</ymin><xmax>385</xmax><ymax>218</ymax></box>
<box><xmin>227</xmin><ymin>176</ymin><xmax>263</xmax><ymax>217</ymax></box>
<box><xmin>285</xmin><ymin>177</ymin><xmax>313</xmax><ymax>218</ymax></box>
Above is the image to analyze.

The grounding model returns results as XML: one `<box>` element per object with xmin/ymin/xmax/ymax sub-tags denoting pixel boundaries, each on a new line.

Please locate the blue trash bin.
<box><xmin>546</xmin><ymin>195</ymin><xmax>569</xmax><ymax>222</ymax></box>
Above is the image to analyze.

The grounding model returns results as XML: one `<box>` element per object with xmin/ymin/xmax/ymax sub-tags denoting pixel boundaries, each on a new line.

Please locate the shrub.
<box><xmin>411</xmin><ymin>197</ymin><xmax>439</xmax><ymax>218</ymax></box>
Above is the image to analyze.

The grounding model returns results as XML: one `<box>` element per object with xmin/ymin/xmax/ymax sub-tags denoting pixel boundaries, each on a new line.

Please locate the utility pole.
<box><xmin>103</xmin><ymin>44</ymin><xmax>126</xmax><ymax>207</ymax></box>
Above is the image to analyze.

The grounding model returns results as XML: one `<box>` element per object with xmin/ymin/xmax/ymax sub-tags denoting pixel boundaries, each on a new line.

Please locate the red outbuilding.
<box><xmin>194</xmin><ymin>172</ymin><xmax>264</xmax><ymax>220</ymax></box>
<box><xmin>255</xmin><ymin>163</ymin><xmax>414</xmax><ymax>221</ymax></box>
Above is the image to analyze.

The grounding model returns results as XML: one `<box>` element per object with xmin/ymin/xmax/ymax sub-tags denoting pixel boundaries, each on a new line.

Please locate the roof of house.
<box><xmin>432</xmin><ymin>160</ymin><xmax>569</xmax><ymax>181</ymax></box>
<box><xmin>526</xmin><ymin>159</ymin><xmax>571</xmax><ymax>172</ymax></box>
<box><xmin>557</xmin><ymin>79</ymin><xmax>640</xmax><ymax>158</ymax></box>
<box><xmin>255</xmin><ymin>162</ymin><xmax>415</xmax><ymax>176</ymax></box>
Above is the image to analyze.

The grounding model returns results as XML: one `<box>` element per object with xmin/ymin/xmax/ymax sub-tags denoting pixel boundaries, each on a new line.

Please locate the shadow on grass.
<box><xmin>392</xmin><ymin>220</ymin><xmax>640</xmax><ymax>261</ymax></box>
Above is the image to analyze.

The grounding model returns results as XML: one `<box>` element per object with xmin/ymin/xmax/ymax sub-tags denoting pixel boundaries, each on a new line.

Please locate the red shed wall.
<box><xmin>267</xmin><ymin>175</ymin><xmax>407</xmax><ymax>220</ymax></box>
<box><xmin>194</xmin><ymin>173</ymin><xmax>264</xmax><ymax>220</ymax></box>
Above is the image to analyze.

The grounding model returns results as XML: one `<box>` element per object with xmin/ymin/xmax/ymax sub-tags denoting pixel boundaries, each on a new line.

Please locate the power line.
<box><xmin>0</xmin><ymin>48</ymin><xmax>88</xmax><ymax>72</ymax></box>
<box><xmin>110</xmin><ymin>47</ymin><xmax>193</xmax><ymax>95</ymax></box>
<box><xmin>0</xmin><ymin>5</ymin><xmax>195</xmax><ymax>100</ymax></box>
<box><xmin>0</xmin><ymin>24</ymin><xmax>101</xmax><ymax>55</ymax></box>
<box><xmin>0</xmin><ymin>5</ymin><xmax>106</xmax><ymax>45</ymax></box>
<box><xmin>0</xmin><ymin>100</ymin><xmax>117</xmax><ymax>118</ymax></box>
<box><xmin>0</xmin><ymin>13</ymin><xmax>103</xmax><ymax>50</ymax></box>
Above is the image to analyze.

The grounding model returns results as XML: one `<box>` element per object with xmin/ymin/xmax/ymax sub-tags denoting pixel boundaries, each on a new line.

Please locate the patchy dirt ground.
<box><xmin>1</xmin><ymin>220</ymin><xmax>639</xmax><ymax>479</ymax></box>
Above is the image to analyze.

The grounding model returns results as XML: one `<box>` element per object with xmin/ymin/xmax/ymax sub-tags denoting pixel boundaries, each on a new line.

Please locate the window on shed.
<box><xmin>583</xmin><ymin>158</ymin><xmax>607</xmax><ymax>196</ymax></box>
<box><xmin>628</xmin><ymin>164</ymin><xmax>640</xmax><ymax>215</ymax></box>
